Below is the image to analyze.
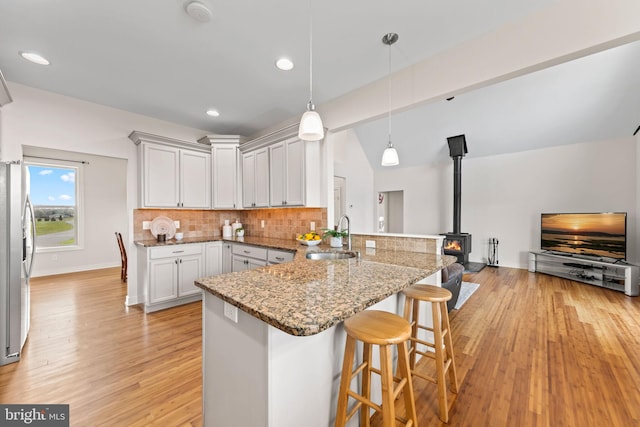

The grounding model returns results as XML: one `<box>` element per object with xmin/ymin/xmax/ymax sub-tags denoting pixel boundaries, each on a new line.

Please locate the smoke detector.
<box><xmin>185</xmin><ymin>1</ymin><xmax>212</xmax><ymax>22</ymax></box>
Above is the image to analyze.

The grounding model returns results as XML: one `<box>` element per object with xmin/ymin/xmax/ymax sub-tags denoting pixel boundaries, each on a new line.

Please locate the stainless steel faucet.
<box><xmin>337</xmin><ymin>215</ymin><xmax>351</xmax><ymax>250</ymax></box>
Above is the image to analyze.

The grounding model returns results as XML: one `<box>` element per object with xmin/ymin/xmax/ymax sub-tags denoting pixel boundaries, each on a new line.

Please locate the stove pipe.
<box><xmin>447</xmin><ymin>134</ymin><xmax>468</xmax><ymax>234</ymax></box>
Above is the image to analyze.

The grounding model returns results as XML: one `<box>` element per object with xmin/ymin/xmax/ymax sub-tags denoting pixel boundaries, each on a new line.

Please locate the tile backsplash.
<box><xmin>134</xmin><ymin>207</ymin><xmax>327</xmax><ymax>241</ymax></box>
<box><xmin>351</xmin><ymin>234</ymin><xmax>441</xmax><ymax>254</ymax></box>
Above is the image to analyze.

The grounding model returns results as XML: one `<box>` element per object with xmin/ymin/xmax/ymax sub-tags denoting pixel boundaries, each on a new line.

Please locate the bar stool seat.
<box><xmin>402</xmin><ymin>285</ymin><xmax>459</xmax><ymax>423</ymax></box>
<box><xmin>335</xmin><ymin>310</ymin><xmax>418</xmax><ymax>427</ymax></box>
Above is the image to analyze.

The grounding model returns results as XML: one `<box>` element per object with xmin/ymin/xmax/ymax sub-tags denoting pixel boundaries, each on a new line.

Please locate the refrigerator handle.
<box><xmin>23</xmin><ymin>195</ymin><xmax>36</xmax><ymax>278</ymax></box>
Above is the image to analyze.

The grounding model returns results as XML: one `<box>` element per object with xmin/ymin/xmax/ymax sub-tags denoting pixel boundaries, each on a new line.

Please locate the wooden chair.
<box><xmin>335</xmin><ymin>310</ymin><xmax>417</xmax><ymax>427</ymax></box>
<box><xmin>115</xmin><ymin>232</ymin><xmax>127</xmax><ymax>282</ymax></box>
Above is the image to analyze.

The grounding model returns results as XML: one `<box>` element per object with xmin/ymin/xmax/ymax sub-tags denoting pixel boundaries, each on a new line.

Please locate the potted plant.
<box><xmin>323</xmin><ymin>229</ymin><xmax>348</xmax><ymax>248</ymax></box>
<box><xmin>235</xmin><ymin>227</ymin><xmax>245</xmax><ymax>237</ymax></box>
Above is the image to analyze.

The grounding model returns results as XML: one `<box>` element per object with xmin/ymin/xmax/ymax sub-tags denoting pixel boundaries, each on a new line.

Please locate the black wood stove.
<box><xmin>442</xmin><ymin>135</ymin><xmax>472</xmax><ymax>265</ymax></box>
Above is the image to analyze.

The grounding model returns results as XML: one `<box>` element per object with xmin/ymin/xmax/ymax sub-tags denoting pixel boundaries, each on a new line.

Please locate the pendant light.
<box><xmin>381</xmin><ymin>33</ymin><xmax>399</xmax><ymax>166</ymax></box>
<box><xmin>298</xmin><ymin>1</ymin><xmax>324</xmax><ymax>141</ymax></box>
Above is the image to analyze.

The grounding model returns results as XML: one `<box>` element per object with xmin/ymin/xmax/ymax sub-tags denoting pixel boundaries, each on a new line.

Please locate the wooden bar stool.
<box><xmin>335</xmin><ymin>310</ymin><xmax>418</xmax><ymax>427</ymax></box>
<box><xmin>402</xmin><ymin>285</ymin><xmax>459</xmax><ymax>423</ymax></box>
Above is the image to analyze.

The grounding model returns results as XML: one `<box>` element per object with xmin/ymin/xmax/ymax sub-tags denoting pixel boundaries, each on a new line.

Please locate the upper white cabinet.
<box><xmin>242</xmin><ymin>147</ymin><xmax>269</xmax><ymax>208</ymax></box>
<box><xmin>269</xmin><ymin>137</ymin><xmax>305</xmax><ymax>206</ymax></box>
<box><xmin>198</xmin><ymin>135</ymin><xmax>246</xmax><ymax>209</ymax></box>
<box><xmin>240</xmin><ymin>123</ymin><xmax>322</xmax><ymax>208</ymax></box>
<box><xmin>130</xmin><ymin>131</ymin><xmax>211</xmax><ymax>209</ymax></box>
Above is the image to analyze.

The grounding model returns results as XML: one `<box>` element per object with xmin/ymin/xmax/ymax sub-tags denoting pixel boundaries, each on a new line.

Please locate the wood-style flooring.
<box><xmin>1</xmin><ymin>265</ymin><xmax>639</xmax><ymax>426</ymax></box>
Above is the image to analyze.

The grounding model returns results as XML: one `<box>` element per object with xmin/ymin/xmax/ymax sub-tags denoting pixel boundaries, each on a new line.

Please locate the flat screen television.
<box><xmin>541</xmin><ymin>212</ymin><xmax>627</xmax><ymax>261</ymax></box>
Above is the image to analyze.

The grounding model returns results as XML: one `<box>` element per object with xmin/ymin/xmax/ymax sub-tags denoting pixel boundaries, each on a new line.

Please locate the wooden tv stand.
<box><xmin>529</xmin><ymin>251</ymin><xmax>639</xmax><ymax>296</ymax></box>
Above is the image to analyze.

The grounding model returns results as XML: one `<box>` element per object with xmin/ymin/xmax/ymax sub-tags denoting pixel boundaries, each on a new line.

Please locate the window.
<box><xmin>25</xmin><ymin>160</ymin><xmax>82</xmax><ymax>251</ymax></box>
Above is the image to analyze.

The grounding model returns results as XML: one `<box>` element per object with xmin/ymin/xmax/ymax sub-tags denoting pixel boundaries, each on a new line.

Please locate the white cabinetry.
<box><xmin>269</xmin><ymin>137</ymin><xmax>305</xmax><ymax>206</ymax></box>
<box><xmin>198</xmin><ymin>135</ymin><xmax>245</xmax><ymax>209</ymax></box>
<box><xmin>529</xmin><ymin>251</ymin><xmax>639</xmax><ymax>296</ymax></box>
<box><xmin>240</xmin><ymin>123</ymin><xmax>323</xmax><ymax>208</ymax></box>
<box><xmin>205</xmin><ymin>242</ymin><xmax>222</xmax><ymax>276</ymax></box>
<box><xmin>130</xmin><ymin>131</ymin><xmax>211</xmax><ymax>208</ymax></box>
<box><xmin>242</xmin><ymin>148</ymin><xmax>269</xmax><ymax>208</ymax></box>
<box><xmin>267</xmin><ymin>248</ymin><xmax>295</xmax><ymax>265</ymax></box>
<box><xmin>141</xmin><ymin>243</ymin><xmax>204</xmax><ymax>312</ymax></box>
<box><xmin>232</xmin><ymin>244</ymin><xmax>268</xmax><ymax>272</ymax></box>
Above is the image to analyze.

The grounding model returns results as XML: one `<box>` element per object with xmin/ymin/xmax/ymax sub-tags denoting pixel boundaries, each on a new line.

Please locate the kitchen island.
<box><xmin>195</xmin><ymin>238</ymin><xmax>456</xmax><ymax>427</ymax></box>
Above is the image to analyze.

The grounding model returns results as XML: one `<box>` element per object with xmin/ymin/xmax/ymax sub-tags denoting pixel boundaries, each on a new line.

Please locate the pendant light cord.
<box><xmin>387</xmin><ymin>39</ymin><xmax>391</xmax><ymax>144</ymax></box>
<box><xmin>308</xmin><ymin>0</ymin><xmax>314</xmax><ymax>105</ymax></box>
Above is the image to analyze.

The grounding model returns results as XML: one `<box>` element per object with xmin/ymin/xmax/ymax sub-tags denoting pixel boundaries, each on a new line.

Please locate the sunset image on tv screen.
<box><xmin>541</xmin><ymin>213</ymin><xmax>626</xmax><ymax>259</ymax></box>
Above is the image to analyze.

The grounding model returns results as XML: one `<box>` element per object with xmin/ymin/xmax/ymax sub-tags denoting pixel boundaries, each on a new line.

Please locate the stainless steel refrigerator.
<box><xmin>1</xmin><ymin>161</ymin><xmax>35</xmax><ymax>366</ymax></box>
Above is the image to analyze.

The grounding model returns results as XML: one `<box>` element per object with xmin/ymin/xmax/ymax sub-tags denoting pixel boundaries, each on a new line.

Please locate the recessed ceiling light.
<box><xmin>206</xmin><ymin>109</ymin><xmax>220</xmax><ymax>117</ymax></box>
<box><xmin>19</xmin><ymin>51</ymin><xmax>50</xmax><ymax>65</ymax></box>
<box><xmin>275</xmin><ymin>58</ymin><xmax>294</xmax><ymax>71</ymax></box>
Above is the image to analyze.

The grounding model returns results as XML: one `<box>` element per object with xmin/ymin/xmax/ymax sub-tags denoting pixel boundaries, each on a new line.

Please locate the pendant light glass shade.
<box><xmin>381</xmin><ymin>142</ymin><xmax>399</xmax><ymax>166</ymax></box>
<box><xmin>299</xmin><ymin>2</ymin><xmax>324</xmax><ymax>141</ymax></box>
<box><xmin>299</xmin><ymin>103</ymin><xmax>324</xmax><ymax>141</ymax></box>
<box><xmin>381</xmin><ymin>33</ymin><xmax>399</xmax><ymax>166</ymax></box>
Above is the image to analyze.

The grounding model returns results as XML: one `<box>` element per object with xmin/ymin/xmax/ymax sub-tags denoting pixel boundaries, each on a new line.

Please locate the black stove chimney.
<box><xmin>447</xmin><ymin>134</ymin><xmax>467</xmax><ymax>234</ymax></box>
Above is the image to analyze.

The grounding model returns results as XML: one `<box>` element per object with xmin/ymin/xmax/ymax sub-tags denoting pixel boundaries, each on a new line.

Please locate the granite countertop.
<box><xmin>189</xmin><ymin>237</ymin><xmax>456</xmax><ymax>337</ymax></box>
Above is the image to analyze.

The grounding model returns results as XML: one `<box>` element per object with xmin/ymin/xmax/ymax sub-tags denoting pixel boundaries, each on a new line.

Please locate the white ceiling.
<box><xmin>1</xmin><ymin>0</ymin><xmax>638</xmax><ymax>168</ymax></box>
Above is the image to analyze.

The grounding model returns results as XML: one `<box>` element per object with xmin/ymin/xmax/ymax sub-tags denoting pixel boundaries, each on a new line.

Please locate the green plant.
<box><xmin>322</xmin><ymin>228</ymin><xmax>348</xmax><ymax>238</ymax></box>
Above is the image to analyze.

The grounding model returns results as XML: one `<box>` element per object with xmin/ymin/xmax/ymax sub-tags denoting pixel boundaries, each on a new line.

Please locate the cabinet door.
<box><xmin>232</xmin><ymin>255</ymin><xmax>250</xmax><ymax>272</ymax></box>
<box><xmin>181</xmin><ymin>150</ymin><xmax>211</xmax><ymax>208</ymax></box>
<box><xmin>212</xmin><ymin>145</ymin><xmax>238</xmax><ymax>209</ymax></box>
<box><xmin>178</xmin><ymin>254</ymin><xmax>203</xmax><ymax>297</ymax></box>
<box><xmin>254</xmin><ymin>148</ymin><xmax>270</xmax><ymax>207</ymax></box>
<box><xmin>247</xmin><ymin>258</ymin><xmax>268</xmax><ymax>269</ymax></box>
<box><xmin>269</xmin><ymin>142</ymin><xmax>286</xmax><ymax>206</ymax></box>
<box><xmin>205</xmin><ymin>242</ymin><xmax>222</xmax><ymax>277</ymax></box>
<box><xmin>149</xmin><ymin>258</ymin><xmax>178</xmax><ymax>303</ymax></box>
<box><xmin>242</xmin><ymin>152</ymin><xmax>255</xmax><ymax>208</ymax></box>
<box><xmin>284</xmin><ymin>138</ymin><xmax>305</xmax><ymax>206</ymax></box>
<box><xmin>222</xmin><ymin>243</ymin><xmax>232</xmax><ymax>273</ymax></box>
<box><xmin>143</xmin><ymin>144</ymin><xmax>180</xmax><ymax>207</ymax></box>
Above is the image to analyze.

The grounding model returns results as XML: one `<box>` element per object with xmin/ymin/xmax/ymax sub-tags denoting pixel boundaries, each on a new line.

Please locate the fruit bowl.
<box><xmin>296</xmin><ymin>238</ymin><xmax>321</xmax><ymax>246</ymax></box>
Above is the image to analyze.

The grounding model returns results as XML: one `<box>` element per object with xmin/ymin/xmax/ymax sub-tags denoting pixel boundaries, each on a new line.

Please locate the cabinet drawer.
<box><xmin>267</xmin><ymin>249</ymin><xmax>295</xmax><ymax>264</ymax></box>
<box><xmin>150</xmin><ymin>243</ymin><xmax>202</xmax><ymax>259</ymax></box>
<box><xmin>232</xmin><ymin>244</ymin><xmax>268</xmax><ymax>260</ymax></box>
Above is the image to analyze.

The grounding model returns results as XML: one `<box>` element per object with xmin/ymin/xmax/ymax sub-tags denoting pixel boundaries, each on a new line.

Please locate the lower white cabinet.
<box><xmin>232</xmin><ymin>244</ymin><xmax>268</xmax><ymax>272</ymax></box>
<box><xmin>267</xmin><ymin>248</ymin><xmax>295</xmax><ymax>265</ymax></box>
<box><xmin>141</xmin><ymin>243</ymin><xmax>204</xmax><ymax>313</ymax></box>
<box><xmin>205</xmin><ymin>242</ymin><xmax>222</xmax><ymax>276</ymax></box>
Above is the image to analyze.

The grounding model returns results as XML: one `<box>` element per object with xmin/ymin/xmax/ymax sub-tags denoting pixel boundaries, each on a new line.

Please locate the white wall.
<box><xmin>2</xmin><ymin>83</ymin><xmax>208</xmax><ymax>303</ymax></box>
<box><xmin>341</xmin><ymin>135</ymin><xmax>638</xmax><ymax>269</ymax></box>
<box><xmin>463</xmin><ymin>137</ymin><xmax>637</xmax><ymax>268</ymax></box>
<box><xmin>331</xmin><ymin>129</ymin><xmax>374</xmax><ymax>233</ymax></box>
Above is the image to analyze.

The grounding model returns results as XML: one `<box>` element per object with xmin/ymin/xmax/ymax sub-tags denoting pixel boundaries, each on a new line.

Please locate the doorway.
<box><xmin>333</xmin><ymin>176</ymin><xmax>346</xmax><ymax>227</ymax></box>
<box><xmin>377</xmin><ymin>190</ymin><xmax>403</xmax><ymax>233</ymax></box>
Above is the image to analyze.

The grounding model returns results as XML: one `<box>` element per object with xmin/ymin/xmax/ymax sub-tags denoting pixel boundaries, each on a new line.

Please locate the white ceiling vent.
<box><xmin>185</xmin><ymin>1</ymin><xmax>212</xmax><ymax>23</ymax></box>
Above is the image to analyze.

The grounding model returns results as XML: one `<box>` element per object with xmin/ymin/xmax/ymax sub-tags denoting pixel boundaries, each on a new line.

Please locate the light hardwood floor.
<box><xmin>1</xmin><ymin>266</ymin><xmax>639</xmax><ymax>426</ymax></box>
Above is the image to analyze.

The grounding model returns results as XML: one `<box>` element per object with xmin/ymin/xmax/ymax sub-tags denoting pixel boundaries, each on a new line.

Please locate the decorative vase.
<box><xmin>236</xmin><ymin>229</ymin><xmax>244</xmax><ymax>237</ymax></box>
<box><xmin>330</xmin><ymin>236</ymin><xmax>342</xmax><ymax>248</ymax></box>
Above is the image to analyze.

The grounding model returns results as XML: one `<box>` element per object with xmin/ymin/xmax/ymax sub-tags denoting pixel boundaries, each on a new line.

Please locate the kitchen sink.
<box><xmin>306</xmin><ymin>251</ymin><xmax>359</xmax><ymax>260</ymax></box>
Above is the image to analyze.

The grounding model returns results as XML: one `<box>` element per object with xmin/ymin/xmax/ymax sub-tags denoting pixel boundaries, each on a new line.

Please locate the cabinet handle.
<box><xmin>179</xmin><ymin>259</ymin><xmax>182</xmax><ymax>264</ymax></box>
<box><xmin>243</xmin><ymin>250</ymin><xmax>251</xmax><ymax>254</ymax></box>
<box><xmin>175</xmin><ymin>259</ymin><xmax>178</xmax><ymax>264</ymax></box>
<box><xmin>244</xmin><ymin>259</ymin><xmax>249</xmax><ymax>265</ymax></box>
<box><xmin>172</xmin><ymin>250</ymin><xmax>185</xmax><ymax>254</ymax></box>
<box><xmin>275</xmin><ymin>256</ymin><xmax>284</xmax><ymax>261</ymax></box>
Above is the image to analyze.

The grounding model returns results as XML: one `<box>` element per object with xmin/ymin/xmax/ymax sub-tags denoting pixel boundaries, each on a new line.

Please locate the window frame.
<box><xmin>24</xmin><ymin>158</ymin><xmax>84</xmax><ymax>253</ymax></box>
